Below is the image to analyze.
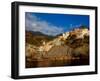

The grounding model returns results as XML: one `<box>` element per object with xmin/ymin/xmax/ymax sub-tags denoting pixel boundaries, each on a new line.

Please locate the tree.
<box><xmin>80</xmin><ymin>25</ymin><xmax>88</xmax><ymax>29</ymax></box>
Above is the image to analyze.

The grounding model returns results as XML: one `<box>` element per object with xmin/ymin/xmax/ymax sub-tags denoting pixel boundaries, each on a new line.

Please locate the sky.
<box><xmin>25</xmin><ymin>12</ymin><xmax>89</xmax><ymax>36</ymax></box>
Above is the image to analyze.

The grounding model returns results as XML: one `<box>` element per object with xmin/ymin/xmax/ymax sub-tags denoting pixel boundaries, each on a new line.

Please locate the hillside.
<box><xmin>26</xmin><ymin>31</ymin><xmax>54</xmax><ymax>46</ymax></box>
<box><xmin>25</xmin><ymin>28</ymin><xmax>89</xmax><ymax>68</ymax></box>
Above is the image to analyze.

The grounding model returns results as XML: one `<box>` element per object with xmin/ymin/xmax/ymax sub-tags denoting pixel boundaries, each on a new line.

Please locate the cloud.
<box><xmin>25</xmin><ymin>13</ymin><xmax>64</xmax><ymax>36</ymax></box>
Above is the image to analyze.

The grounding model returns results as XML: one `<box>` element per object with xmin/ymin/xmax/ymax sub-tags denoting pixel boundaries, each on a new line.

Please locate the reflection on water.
<box><xmin>26</xmin><ymin>57</ymin><xmax>89</xmax><ymax>68</ymax></box>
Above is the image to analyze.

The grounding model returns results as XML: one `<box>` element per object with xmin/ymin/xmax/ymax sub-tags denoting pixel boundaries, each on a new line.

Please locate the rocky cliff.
<box><xmin>25</xmin><ymin>28</ymin><xmax>89</xmax><ymax>68</ymax></box>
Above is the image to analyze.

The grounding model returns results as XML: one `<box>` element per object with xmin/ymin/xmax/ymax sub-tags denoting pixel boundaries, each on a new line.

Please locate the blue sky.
<box><xmin>25</xmin><ymin>12</ymin><xmax>89</xmax><ymax>36</ymax></box>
